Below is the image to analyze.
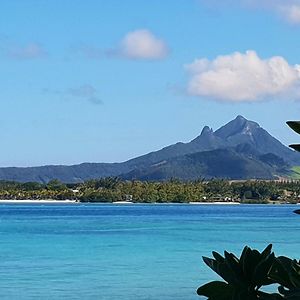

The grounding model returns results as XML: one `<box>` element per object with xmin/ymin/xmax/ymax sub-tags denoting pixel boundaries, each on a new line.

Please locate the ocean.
<box><xmin>0</xmin><ymin>203</ymin><xmax>298</xmax><ymax>300</ymax></box>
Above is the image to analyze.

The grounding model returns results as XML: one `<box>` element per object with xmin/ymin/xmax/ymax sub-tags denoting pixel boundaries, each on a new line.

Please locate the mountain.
<box><xmin>0</xmin><ymin>115</ymin><xmax>298</xmax><ymax>182</ymax></box>
<box><xmin>124</xmin><ymin>115</ymin><xmax>300</xmax><ymax>169</ymax></box>
<box><xmin>121</xmin><ymin>144</ymin><xmax>290</xmax><ymax>181</ymax></box>
<box><xmin>214</xmin><ymin>115</ymin><xmax>300</xmax><ymax>165</ymax></box>
<box><xmin>0</xmin><ymin>163</ymin><xmax>131</xmax><ymax>184</ymax></box>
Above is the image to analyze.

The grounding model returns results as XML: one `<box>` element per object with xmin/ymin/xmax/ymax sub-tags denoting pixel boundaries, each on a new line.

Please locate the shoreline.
<box><xmin>189</xmin><ymin>201</ymin><xmax>240</xmax><ymax>205</ymax></box>
<box><xmin>0</xmin><ymin>199</ymin><xmax>77</xmax><ymax>204</ymax></box>
<box><xmin>0</xmin><ymin>200</ymin><xmax>295</xmax><ymax>205</ymax></box>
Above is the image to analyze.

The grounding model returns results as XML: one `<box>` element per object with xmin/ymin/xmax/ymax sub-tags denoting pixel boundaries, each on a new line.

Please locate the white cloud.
<box><xmin>73</xmin><ymin>29</ymin><xmax>169</xmax><ymax>61</ymax></box>
<box><xmin>255</xmin><ymin>0</ymin><xmax>300</xmax><ymax>24</ymax></box>
<box><xmin>185</xmin><ymin>50</ymin><xmax>300</xmax><ymax>102</ymax></box>
<box><xmin>119</xmin><ymin>29</ymin><xmax>169</xmax><ymax>60</ymax></box>
<box><xmin>8</xmin><ymin>43</ymin><xmax>46</xmax><ymax>59</ymax></box>
<box><xmin>201</xmin><ymin>0</ymin><xmax>300</xmax><ymax>24</ymax></box>
<box><xmin>278</xmin><ymin>3</ymin><xmax>300</xmax><ymax>24</ymax></box>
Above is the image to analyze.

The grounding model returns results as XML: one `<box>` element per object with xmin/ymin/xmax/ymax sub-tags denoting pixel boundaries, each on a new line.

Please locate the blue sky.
<box><xmin>1</xmin><ymin>0</ymin><xmax>300</xmax><ymax>166</ymax></box>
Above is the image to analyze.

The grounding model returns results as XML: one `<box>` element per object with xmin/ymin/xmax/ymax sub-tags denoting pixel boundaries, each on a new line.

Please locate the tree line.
<box><xmin>0</xmin><ymin>178</ymin><xmax>299</xmax><ymax>203</ymax></box>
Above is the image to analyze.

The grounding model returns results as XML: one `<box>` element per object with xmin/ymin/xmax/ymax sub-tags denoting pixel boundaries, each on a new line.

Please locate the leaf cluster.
<box><xmin>197</xmin><ymin>245</ymin><xmax>300</xmax><ymax>300</ymax></box>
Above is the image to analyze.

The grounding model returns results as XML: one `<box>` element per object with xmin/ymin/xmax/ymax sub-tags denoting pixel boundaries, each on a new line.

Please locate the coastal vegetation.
<box><xmin>0</xmin><ymin>178</ymin><xmax>300</xmax><ymax>203</ymax></box>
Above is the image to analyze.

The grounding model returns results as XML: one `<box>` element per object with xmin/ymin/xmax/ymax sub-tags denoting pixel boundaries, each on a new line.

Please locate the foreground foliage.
<box><xmin>197</xmin><ymin>245</ymin><xmax>300</xmax><ymax>300</ymax></box>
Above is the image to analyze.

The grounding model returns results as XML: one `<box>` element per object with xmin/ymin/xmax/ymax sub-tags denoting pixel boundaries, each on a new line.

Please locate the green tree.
<box><xmin>46</xmin><ymin>179</ymin><xmax>67</xmax><ymax>191</ymax></box>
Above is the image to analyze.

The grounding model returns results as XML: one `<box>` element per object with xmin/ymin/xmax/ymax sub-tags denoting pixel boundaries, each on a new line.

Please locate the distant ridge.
<box><xmin>0</xmin><ymin>116</ymin><xmax>299</xmax><ymax>182</ymax></box>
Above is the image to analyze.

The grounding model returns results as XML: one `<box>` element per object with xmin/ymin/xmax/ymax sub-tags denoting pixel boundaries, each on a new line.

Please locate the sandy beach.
<box><xmin>189</xmin><ymin>201</ymin><xmax>240</xmax><ymax>205</ymax></box>
<box><xmin>0</xmin><ymin>199</ymin><xmax>77</xmax><ymax>204</ymax></box>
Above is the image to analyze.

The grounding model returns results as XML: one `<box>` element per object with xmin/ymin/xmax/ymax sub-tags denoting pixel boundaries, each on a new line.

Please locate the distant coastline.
<box><xmin>0</xmin><ymin>199</ymin><xmax>295</xmax><ymax>205</ymax></box>
<box><xmin>189</xmin><ymin>201</ymin><xmax>240</xmax><ymax>205</ymax></box>
<box><xmin>0</xmin><ymin>178</ymin><xmax>299</xmax><ymax>205</ymax></box>
<box><xmin>0</xmin><ymin>199</ymin><xmax>77</xmax><ymax>204</ymax></box>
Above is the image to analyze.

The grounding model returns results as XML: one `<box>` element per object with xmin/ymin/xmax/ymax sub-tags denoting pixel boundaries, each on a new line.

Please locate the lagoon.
<box><xmin>0</xmin><ymin>203</ymin><xmax>298</xmax><ymax>299</ymax></box>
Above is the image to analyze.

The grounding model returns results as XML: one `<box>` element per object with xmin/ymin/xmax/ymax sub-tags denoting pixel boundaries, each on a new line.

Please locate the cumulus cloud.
<box><xmin>73</xmin><ymin>29</ymin><xmax>169</xmax><ymax>61</ymax></box>
<box><xmin>8</xmin><ymin>43</ymin><xmax>46</xmax><ymax>60</ymax></box>
<box><xmin>118</xmin><ymin>29</ymin><xmax>169</xmax><ymax>60</ymax></box>
<box><xmin>185</xmin><ymin>50</ymin><xmax>300</xmax><ymax>102</ymax></box>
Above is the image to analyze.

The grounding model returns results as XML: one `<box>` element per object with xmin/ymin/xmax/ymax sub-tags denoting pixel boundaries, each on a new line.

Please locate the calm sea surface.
<box><xmin>0</xmin><ymin>203</ymin><xmax>298</xmax><ymax>300</ymax></box>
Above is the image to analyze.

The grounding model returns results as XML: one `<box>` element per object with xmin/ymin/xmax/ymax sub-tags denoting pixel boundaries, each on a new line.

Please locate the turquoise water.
<box><xmin>0</xmin><ymin>204</ymin><xmax>299</xmax><ymax>299</ymax></box>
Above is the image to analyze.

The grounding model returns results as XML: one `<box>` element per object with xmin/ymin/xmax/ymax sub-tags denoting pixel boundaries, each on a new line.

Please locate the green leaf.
<box><xmin>224</xmin><ymin>251</ymin><xmax>244</xmax><ymax>286</ymax></box>
<box><xmin>202</xmin><ymin>256</ymin><xmax>235</xmax><ymax>284</ymax></box>
<box><xmin>212</xmin><ymin>251</ymin><xmax>225</xmax><ymax>263</ymax></box>
<box><xmin>261</xmin><ymin>244</ymin><xmax>273</xmax><ymax>260</ymax></box>
<box><xmin>241</xmin><ymin>246</ymin><xmax>252</xmax><ymax>281</ymax></box>
<box><xmin>270</xmin><ymin>256</ymin><xmax>296</xmax><ymax>289</ymax></box>
<box><xmin>258</xmin><ymin>291</ymin><xmax>284</xmax><ymax>300</ymax></box>
<box><xmin>289</xmin><ymin>144</ymin><xmax>300</xmax><ymax>152</ymax></box>
<box><xmin>287</xmin><ymin>121</ymin><xmax>300</xmax><ymax>135</ymax></box>
<box><xmin>278</xmin><ymin>286</ymin><xmax>300</xmax><ymax>299</ymax></box>
<box><xmin>202</xmin><ymin>257</ymin><xmax>219</xmax><ymax>274</ymax></box>
<box><xmin>197</xmin><ymin>281</ymin><xmax>233</xmax><ymax>300</ymax></box>
<box><xmin>241</xmin><ymin>247</ymin><xmax>262</xmax><ymax>281</ymax></box>
<box><xmin>253</xmin><ymin>252</ymin><xmax>276</xmax><ymax>286</ymax></box>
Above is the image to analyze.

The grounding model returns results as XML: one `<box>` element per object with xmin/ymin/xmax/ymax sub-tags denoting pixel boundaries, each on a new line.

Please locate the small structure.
<box><xmin>124</xmin><ymin>194</ymin><xmax>133</xmax><ymax>202</ymax></box>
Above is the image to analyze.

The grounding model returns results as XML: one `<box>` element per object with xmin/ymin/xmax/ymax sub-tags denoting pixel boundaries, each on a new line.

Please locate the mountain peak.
<box><xmin>200</xmin><ymin>126</ymin><xmax>213</xmax><ymax>136</ymax></box>
<box><xmin>215</xmin><ymin>115</ymin><xmax>259</xmax><ymax>139</ymax></box>
<box><xmin>233</xmin><ymin>115</ymin><xmax>252</xmax><ymax>127</ymax></box>
<box><xmin>235</xmin><ymin>115</ymin><xmax>246</xmax><ymax>121</ymax></box>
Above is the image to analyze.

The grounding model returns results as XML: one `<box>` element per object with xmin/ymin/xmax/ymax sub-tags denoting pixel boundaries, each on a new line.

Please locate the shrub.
<box><xmin>197</xmin><ymin>244</ymin><xmax>300</xmax><ymax>300</ymax></box>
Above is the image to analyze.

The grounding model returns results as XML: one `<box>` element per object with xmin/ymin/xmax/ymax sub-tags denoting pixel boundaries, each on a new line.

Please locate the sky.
<box><xmin>1</xmin><ymin>0</ymin><xmax>300</xmax><ymax>166</ymax></box>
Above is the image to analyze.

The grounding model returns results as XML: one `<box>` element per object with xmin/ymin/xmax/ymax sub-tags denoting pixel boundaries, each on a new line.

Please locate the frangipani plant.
<box><xmin>197</xmin><ymin>245</ymin><xmax>300</xmax><ymax>300</ymax></box>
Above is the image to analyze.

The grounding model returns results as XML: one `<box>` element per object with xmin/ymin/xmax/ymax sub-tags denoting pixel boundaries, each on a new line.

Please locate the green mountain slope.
<box><xmin>121</xmin><ymin>146</ymin><xmax>289</xmax><ymax>181</ymax></box>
